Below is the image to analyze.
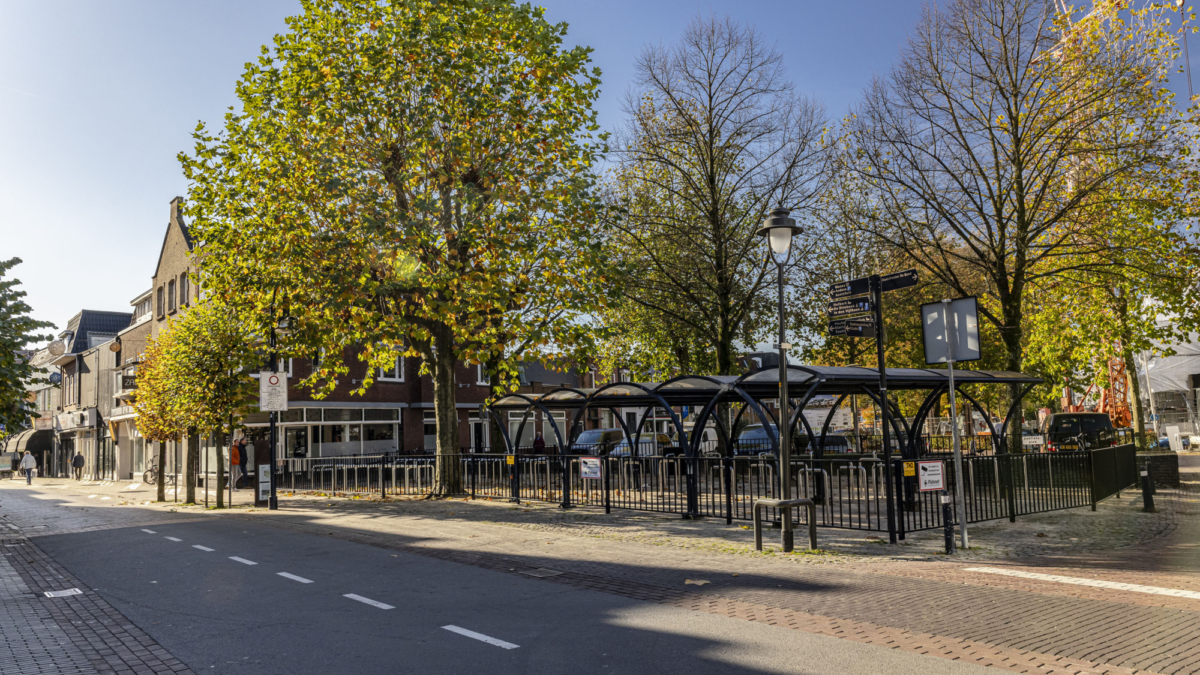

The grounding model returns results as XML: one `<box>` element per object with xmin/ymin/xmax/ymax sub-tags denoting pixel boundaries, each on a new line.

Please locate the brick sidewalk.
<box><xmin>5</xmin><ymin>477</ymin><xmax>1198</xmax><ymax>674</ymax></box>
<box><xmin>0</xmin><ymin>507</ymin><xmax>194</xmax><ymax>675</ymax></box>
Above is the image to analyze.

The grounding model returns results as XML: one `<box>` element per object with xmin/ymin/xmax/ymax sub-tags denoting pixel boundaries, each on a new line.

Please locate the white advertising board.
<box><xmin>258</xmin><ymin>371</ymin><xmax>288</xmax><ymax>412</ymax></box>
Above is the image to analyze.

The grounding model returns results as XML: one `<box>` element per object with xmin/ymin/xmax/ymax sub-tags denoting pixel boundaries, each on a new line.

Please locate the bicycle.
<box><xmin>142</xmin><ymin>462</ymin><xmax>176</xmax><ymax>486</ymax></box>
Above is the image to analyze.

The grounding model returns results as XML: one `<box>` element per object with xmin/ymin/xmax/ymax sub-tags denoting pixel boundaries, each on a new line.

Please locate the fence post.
<box><xmin>686</xmin><ymin>455</ymin><xmax>699</xmax><ymax>519</ymax></box>
<box><xmin>941</xmin><ymin>490</ymin><xmax>956</xmax><ymax>555</ymax></box>
<box><xmin>510</xmin><ymin>454</ymin><xmax>519</xmax><ymax>503</ymax></box>
<box><xmin>560</xmin><ymin>455</ymin><xmax>571</xmax><ymax>509</ymax></box>
<box><xmin>1088</xmin><ymin>450</ymin><xmax>1098</xmax><ymax>511</ymax></box>
<box><xmin>467</xmin><ymin>455</ymin><xmax>474</xmax><ymax>499</ymax></box>
<box><xmin>1004</xmin><ymin>453</ymin><xmax>1017</xmax><ymax>522</ymax></box>
<box><xmin>894</xmin><ymin>458</ymin><xmax>906</xmax><ymax>541</ymax></box>
<box><xmin>1141</xmin><ymin>462</ymin><xmax>1156</xmax><ymax>513</ymax></box>
<box><xmin>724</xmin><ymin>456</ymin><xmax>733</xmax><ymax>525</ymax></box>
<box><xmin>380</xmin><ymin>455</ymin><xmax>386</xmax><ymax>500</ymax></box>
<box><xmin>603</xmin><ymin>458</ymin><xmax>611</xmax><ymax>514</ymax></box>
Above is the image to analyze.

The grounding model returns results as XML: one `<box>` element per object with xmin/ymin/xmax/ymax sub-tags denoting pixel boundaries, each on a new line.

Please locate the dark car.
<box><xmin>1039</xmin><ymin>413</ymin><xmax>1116</xmax><ymax>451</ymax></box>
<box><xmin>732</xmin><ymin>424</ymin><xmax>852</xmax><ymax>456</ymax></box>
<box><xmin>569</xmin><ymin>428</ymin><xmax>625</xmax><ymax>455</ymax></box>
<box><xmin>609</xmin><ymin>433</ymin><xmax>674</xmax><ymax>457</ymax></box>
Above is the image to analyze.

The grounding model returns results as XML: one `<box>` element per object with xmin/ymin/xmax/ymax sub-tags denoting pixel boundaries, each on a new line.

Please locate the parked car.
<box><xmin>568</xmin><ymin>428</ymin><xmax>625</xmax><ymax>455</ymax></box>
<box><xmin>1039</xmin><ymin>412</ymin><xmax>1116</xmax><ymax>451</ymax></box>
<box><xmin>731</xmin><ymin>424</ymin><xmax>852</xmax><ymax>455</ymax></box>
<box><xmin>609</xmin><ymin>433</ymin><xmax>674</xmax><ymax>457</ymax></box>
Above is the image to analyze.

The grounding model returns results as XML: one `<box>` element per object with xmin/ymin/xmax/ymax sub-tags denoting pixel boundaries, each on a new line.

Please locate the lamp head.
<box><xmin>757</xmin><ymin>207</ymin><xmax>801</xmax><ymax>255</ymax></box>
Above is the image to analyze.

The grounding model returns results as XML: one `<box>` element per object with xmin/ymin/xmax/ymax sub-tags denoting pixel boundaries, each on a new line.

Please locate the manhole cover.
<box><xmin>519</xmin><ymin>568</ymin><xmax>564</xmax><ymax>578</ymax></box>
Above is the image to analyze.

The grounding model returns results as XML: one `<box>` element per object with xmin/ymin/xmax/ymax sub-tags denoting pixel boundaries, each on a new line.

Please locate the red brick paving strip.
<box><xmin>2</xmin><ymin>535</ymin><xmax>195</xmax><ymax>675</ymax></box>
<box><xmin>267</xmin><ymin>517</ymin><xmax>1175</xmax><ymax>675</ymax></box>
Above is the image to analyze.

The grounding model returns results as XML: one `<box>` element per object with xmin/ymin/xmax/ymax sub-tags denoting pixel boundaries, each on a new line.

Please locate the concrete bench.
<box><xmin>753</xmin><ymin>497</ymin><xmax>817</xmax><ymax>552</ymax></box>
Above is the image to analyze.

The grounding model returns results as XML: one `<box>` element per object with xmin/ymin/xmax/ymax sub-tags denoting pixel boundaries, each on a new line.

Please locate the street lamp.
<box><xmin>757</xmin><ymin>207</ymin><xmax>801</xmax><ymax>552</ymax></box>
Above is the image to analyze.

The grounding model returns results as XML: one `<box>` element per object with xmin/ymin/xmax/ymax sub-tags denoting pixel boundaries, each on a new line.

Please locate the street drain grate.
<box><xmin>519</xmin><ymin>568</ymin><xmax>564</xmax><ymax>578</ymax></box>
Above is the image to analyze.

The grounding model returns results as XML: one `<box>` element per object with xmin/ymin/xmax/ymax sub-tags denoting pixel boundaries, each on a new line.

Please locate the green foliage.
<box><xmin>0</xmin><ymin>258</ymin><xmax>54</xmax><ymax>436</ymax></box>
<box><xmin>134</xmin><ymin>300</ymin><xmax>258</xmax><ymax>442</ymax></box>
<box><xmin>179</xmin><ymin>0</ymin><xmax>612</xmax><ymax>487</ymax></box>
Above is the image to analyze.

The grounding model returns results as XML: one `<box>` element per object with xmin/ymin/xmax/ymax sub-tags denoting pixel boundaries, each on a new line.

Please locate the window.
<box><xmin>167</xmin><ymin>279</ymin><xmax>176</xmax><ymax>313</ymax></box>
<box><xmin>114</xmin><ymin>373</ymin><xmax>123</xmax><ymax>394</ymax></box>
<box><xmin>156</xmin><ymin>286</ymin><xmax>164</xmax><ymax>319</ymax></box>
<box><xmin>476</xmin><ymin>363</ymin><xmax>489</xmax><ymax>386</ymax></box>
<box><xmin>178</xmin><ymin>273</ymin><xmax>189</xmax><ymax>307</ymax></box>
<box><xmin>380</xmin><ymin>355</ymin><xmax>404</xmax><ymax>382</ymax></box>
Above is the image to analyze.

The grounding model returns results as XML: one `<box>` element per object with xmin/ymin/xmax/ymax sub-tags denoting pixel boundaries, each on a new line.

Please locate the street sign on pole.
<box><xmin>258</xmin><ymin>371</ymin><xmax>288</xmax><ymax>412</ymax></box>
<box><xmin>880</xmin><ymin>268</ymin><xmax>919</xmax><ymax>293</ymax></box>
<box><xmin>829</xmin><ymin>277</ymin><xmax>870</xmax><ymax>300</ymax></box>
<box><xmin>826</xmin><ymin>297</ymin><xmax>873</xmax><ymax>319</ymax></box>
<box><xmin>828</xmin><ymin>318</ymin><xmax>876</xmax><ymax>338</ymax></box>
<box><xmin>920</xmin><ymin>297</ymin><xmax>981</xmax><ymax>364</ymax></box>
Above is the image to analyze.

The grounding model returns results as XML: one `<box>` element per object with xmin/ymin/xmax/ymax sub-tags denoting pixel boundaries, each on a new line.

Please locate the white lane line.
<box><xmin>442</xmin><ymin>625</ymin><xmax>519</xmax><ymax>650</ymax></box>
<box><xmin>141</xmin><ymin>529</ymin><xmax>156</xmax><ymax>534</ymax></box>
<box><xmin>87</xmin><ymin>495</ymin><xmax>97</xmax><ymax>499</ymax></box>
<box><xmin>44</xmin><ymin>588</ymin><xmax>83</xmax><ymax>598</ymax></box>
<box><xmin>126</xmin><ymin>483</ymin><xmax>141</xmax><ymax>490</ymax></box>
<box><xmin>229</xmin><ymin>557</ymin><xmax>257</xmax><ymax>566</ymax></box>
<box><xmin>277</xmin><ymin>572</ymin><xmax>313</xmax><ymax>584</ymax></box>
<box><xmin>193</xmin><ymin>545</ymin><xmax>214</xmax><ymax>552</ymax></box>
<box><xmin>964</xmin><ymin>567</ymin><xmax>1200</xmax><ymax>600</ymax></box>
<box><xmin>164</xmin><ymin>537</ymin><xmax>182</xmax><ymax>542</ymax></box>
<box><xmin>344</xmin><ymin>594</ymin><xmax>394</xmax><ymax>610</ymax></box>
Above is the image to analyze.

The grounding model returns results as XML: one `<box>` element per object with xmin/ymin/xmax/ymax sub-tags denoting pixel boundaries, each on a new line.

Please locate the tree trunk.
<box><xmin>487</xmin><ymin>358</ymin><xmax>507</xmax><ymax>453</ymax></box>
<box><xmin>156</xmin><ymin>440</ymin><xmax>167</xmax><ymax>502</ymax></box>
<box><xmin>1123</xmin><ymin>347</ymin><xmax>1147</xmax><ymax>451</ymax></box>
<box><xmin>185</xmin><ymin>431</ymin><xmax>198</xmax><ymax>504</ymax></box>
<box><xmin>431</xmin><ymin>327</ymin><xmax>463</xmax><ymax>496</ymax></box>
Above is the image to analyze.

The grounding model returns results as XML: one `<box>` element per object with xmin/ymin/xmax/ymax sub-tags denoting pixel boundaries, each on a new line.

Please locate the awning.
<box><xmin>2</xmin><ymin>428</ymin><xmax>53</xmax><ymax>454</ymax></box>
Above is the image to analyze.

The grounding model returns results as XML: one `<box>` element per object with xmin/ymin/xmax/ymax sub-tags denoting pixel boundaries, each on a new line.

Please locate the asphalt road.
<box><xmin>9</xmin><ymin>490</ymin><xmax>1000</xmax><ymax>675</ymax></box>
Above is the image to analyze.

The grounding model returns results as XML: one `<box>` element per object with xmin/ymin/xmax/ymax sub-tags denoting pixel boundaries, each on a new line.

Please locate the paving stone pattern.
<box><xmin>0</xmin><ymin>512</ymin><xmax>193</xmax><ymax>675</ymax></box>
<box><xmin>264</xmin><ymin>512</ymin><xmax>1198</xmax><ymax>675</ymax></box>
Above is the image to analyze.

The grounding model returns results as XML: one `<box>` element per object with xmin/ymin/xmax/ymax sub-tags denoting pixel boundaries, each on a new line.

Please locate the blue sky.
<box><xmin>0</xmin><ymin>1</ymin><xmax>1193</xmax><ymax>333</ymax></box>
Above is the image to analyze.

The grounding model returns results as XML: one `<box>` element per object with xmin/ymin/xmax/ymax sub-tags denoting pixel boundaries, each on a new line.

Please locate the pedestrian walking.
<box><xmin>71</xmin><ymin>452</ymin><xmax>85</xmax><ymax>480</ymax></box>
<box><xmin>19</xmin><ymin>451</ymin><xmax>37</xmax><ymax>485</ymax></box>
<box><xmin>230</xmin><ymin>440</ymin><xmax>242</xmax><ymax>490</ymax></box>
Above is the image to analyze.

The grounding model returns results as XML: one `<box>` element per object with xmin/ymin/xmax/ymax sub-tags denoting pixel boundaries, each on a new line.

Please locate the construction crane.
<box><xmin>1060</xmin><ymin>351</ymin><xmax>1133</xmax><ymax>427</ymax></box>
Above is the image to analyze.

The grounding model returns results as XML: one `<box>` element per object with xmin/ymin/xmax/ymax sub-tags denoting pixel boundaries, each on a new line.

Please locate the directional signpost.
<box><xmin>825</xmin><ymin>268</ymin><xmax>918</xmax><ymax>545</ymax></box>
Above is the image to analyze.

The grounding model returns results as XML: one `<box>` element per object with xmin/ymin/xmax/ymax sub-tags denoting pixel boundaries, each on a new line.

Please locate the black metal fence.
<box><xmin>277</xmin><ymin>444</ymin><xmax>1139</xmax><ymax>537</ymax></box>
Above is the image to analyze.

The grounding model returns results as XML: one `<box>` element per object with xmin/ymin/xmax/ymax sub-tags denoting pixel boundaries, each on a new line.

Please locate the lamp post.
<box><xmin>757</xmin><ymin>207</ymin><xmax>802</xmax><ymax>552</ymax></box>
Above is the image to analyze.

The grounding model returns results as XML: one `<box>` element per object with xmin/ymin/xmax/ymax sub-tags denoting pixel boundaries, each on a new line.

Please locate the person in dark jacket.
<box><xmin>71</xmin><ymin>452</ymin><xmax>85</xmax><ymax>480</ymax></box>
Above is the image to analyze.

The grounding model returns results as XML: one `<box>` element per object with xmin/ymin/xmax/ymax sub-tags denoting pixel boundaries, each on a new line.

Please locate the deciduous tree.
<box><xmin>181</xmin><ymin>0</ymin><xmax>610</xmax><ymax>493</ymax></box>
<box><xmin>0</xmin><ymin>258</ymin><xmax>54</xmax><ymax>439</ymax></box>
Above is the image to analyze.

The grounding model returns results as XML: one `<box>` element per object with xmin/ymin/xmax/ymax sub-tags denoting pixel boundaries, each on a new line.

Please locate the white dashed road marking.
<box><xmin>87</xmin><ymin>495</ymin><xmax>97</xmax><ymax>499</ymax></box>
<box><xmin>442</xmin><ymin>625</ymin><xmax>519</xmax><ymax>650</ymax></box>
<box><xmin>193</xmin><ymin>545</ymin><xmax>214</xmax><ymax>552</ymax></box>
<box><xmin>229</xmin><ymin>557</ymin><xmax>257</xmax><ymax>565</ymax></box>
<box><xmin>277</xmin><ymin>572</ymin><xmax>313</xmax><ymax>584</ymax></box>
<box><xmin>126</xmin><ymin>483</ymin><xmax>141</xmax><ymax>490</ymax></box>
<box><xmin>344</xmin><ymin>594</ymin><xmax>394</xmax><ymax>610</ymax></box>
<box><xmin>964</xmin><ymin>567</ymin><xmax>1200</xmax><ymax>600</ymax></box>
<box><xmin>141</xmin><ymin>529</ymin><xmax>156</xmax><ymax>534</ymax></box>
<box><xmin>164</xmin><ymin>537</ymin><xmax>182</xmax><ymax>542</ymax></box>
<box><xmin>44</xmin><ymin>588</ymin><xmax>83</xmax><ymax>598</ymax></box>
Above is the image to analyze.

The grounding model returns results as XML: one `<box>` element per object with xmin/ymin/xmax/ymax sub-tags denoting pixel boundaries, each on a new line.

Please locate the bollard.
<box><xmin>941</xmin><ymin>490</ymin><xmax>956</xmax><ymax>555</ymax></box>
<box><xmin>1141</xmin><ymin>463</ymin><xmax>1156</xmax><ymax>513</ymax></box>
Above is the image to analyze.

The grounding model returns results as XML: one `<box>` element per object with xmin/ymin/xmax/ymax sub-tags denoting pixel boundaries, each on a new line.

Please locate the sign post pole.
<box><xmin>872</xmin><ymin>275</ymin><xmax>898</xmax><ymax>544</ymax></box>
<box><xmin>941</xmin><ymin>299</ymin><xmax>969</xmax><ymax>550</ymax></box>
